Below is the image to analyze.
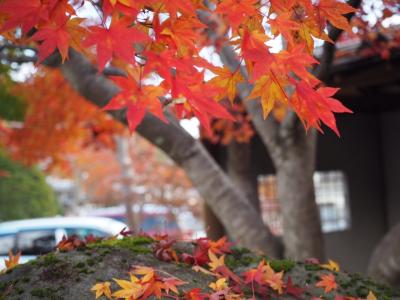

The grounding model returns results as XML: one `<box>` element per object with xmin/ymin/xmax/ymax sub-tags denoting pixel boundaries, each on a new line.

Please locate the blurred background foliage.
<box><xmin>0</xmin><ymin>150</ymin><xmax>59</xmax><ymax>221</ymax></box>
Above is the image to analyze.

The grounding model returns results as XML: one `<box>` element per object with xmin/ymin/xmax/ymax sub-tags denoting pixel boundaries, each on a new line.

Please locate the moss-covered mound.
<box><xmin>0</xmin><ymin>236</ymin><xmax>399</xmax><ymax>300</ymax></box>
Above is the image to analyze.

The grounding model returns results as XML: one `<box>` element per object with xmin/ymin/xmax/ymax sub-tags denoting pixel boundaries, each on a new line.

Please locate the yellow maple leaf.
<box><xmin>207</xmin><ymin>250</ymin><xmax>225</xmax><ymax>271</ymax></box>
<box><xmin>208</xmin><ymin>67</ymin><xmax>244</xmax><ymax>103</ymax></box>
<box><xmin>91</xmin><ymin>281</ymin><xmax>112</xmax><ymax>300</ymax></box>
<box><xmin>321</xmin><ymin>259</ymin><xmax>340</xmax><ymax>272</ymax></box>
<box><xmin>209</xmin><ymin>278</ymin><xmax>228</xmax><ymax>291</ymax></box>
<box><xmin>262</xmin><ymin>263</ymin><xmax>284</xmax><ymax>294</ymax></box>
<box><xmin>367</xmin><ymin>291</ymin><xmax>377</xmax><ymax>300</ymax></box>
<box><xmin>248</xmin><ymin>74</ymin><xmax>288</xmax><ymax>119</ymax></box>
<box><xmin>132</xmin><ymin>266</ymin><xmax>155</xmax><ymax>283</ymax></box>
<box><xmin>112</xmin><ymin>274</ymin><xmax>144</xmax><ymax>299</ymax></box>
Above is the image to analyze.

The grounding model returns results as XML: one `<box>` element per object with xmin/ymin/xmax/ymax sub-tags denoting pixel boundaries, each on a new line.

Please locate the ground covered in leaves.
<box><xmin>0</xmin><ymin>235</ymin><xmax>399</xmax><ymax>300</ymax></box>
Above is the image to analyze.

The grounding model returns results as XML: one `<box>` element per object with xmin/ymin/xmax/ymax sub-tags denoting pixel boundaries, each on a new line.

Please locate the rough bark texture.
<box><xmin>368</xmin><ymin>222</ymin><xmax>400</xmax><ymax>287</ymax></box>
<box><xmin>203</xmin><ymin>202</ymin><xmax>226</xmax><ymax>240</ymax></box>
<box><xmin>275</xmin><ymin>129</ymin><xmax>324</xmax><ymax>260</ymax></box>
<box><xmin>247</xmin><ymin>104</ymin><xmax>325</xmax><ymax>260</ymax></box>
<box><xmin>219</xmin><ymin>46</ymin><xmax>325</xmax><ymax>260</ymax></box>
<box><xmin>227</xmin><ymin>141</ymin><xmax>260</xmax><ymax>212</ymax></box>
<box><xmin>55</xmin><ymin>50</ymin><xmax>281</xmax><ymax>256</ymax></box>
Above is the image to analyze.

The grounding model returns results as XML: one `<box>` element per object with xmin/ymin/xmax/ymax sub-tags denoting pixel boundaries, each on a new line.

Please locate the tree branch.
<box><xmin>314</xmin><ymin>0</ymin><xmax>362</xmax><ymax>82</ymax></box>
<box><xmin>53</xmin><ymin>49</ymin><xmax>282</xmax><ymax>256</ymax></box>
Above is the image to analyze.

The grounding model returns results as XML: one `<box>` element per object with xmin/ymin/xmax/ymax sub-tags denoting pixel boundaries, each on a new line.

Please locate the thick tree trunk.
<box><xmin>247</xmin><ymin>105</ymin><xmax>325</xmax><ymax>260</ymax></box>
<box><xmin>367</xmin><ymin>222</ymin><xmax>400</xmax><ymax>287</ymax></box>
<box><xmin>275</xmin><ymin>130</ymin><xmax>324</xmax><ymax>260</ymax></box>
<box><xmin>227</xmin><ymin>141</ymin><xmax>260</xmax><ymax>212</ymax></box>
<box><xmin>203</xmin><ymin>203</ymin><xmax>226</xmax><ymax>240</ymax></box>
<box><xmin>55</xmin><ymin>50</ymin><xmax>281</xmax><ymax>256</ymax></box>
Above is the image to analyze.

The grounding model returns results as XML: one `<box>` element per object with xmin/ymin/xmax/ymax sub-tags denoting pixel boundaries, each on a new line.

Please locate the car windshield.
<box><xmin>64</xmin><ymin>228</ymin><xmax>110</xmax><ymax>239</ymax></box>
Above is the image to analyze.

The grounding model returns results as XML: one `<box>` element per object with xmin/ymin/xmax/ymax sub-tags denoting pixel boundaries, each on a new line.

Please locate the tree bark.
<box><xmin>247</xmin><ymin>102</ymin><xmax>325</xmax><ymax>260</ymax></box>
<box><xmin>203</xmin><ymin>203</ymin><xmax>226</xmax><ymax>240</ymax></box>
<box><xmin>114</xmin><ymin>135</ymin><xmax>139</xmax><ymax>232</ymax></box>
<box><xmin>367</xmin><ymin>222</ymin><xmax>400</xmax><ymax>287</ymax></box>
<box><xmin>227</xmin><ymin>141</ymin><xmax>260</xmax><ymax>212</ymax></box>
<box><xmin>55</xmin><ymin>49</ymin><xmax>281</xmax><ymax>256</ymax></box>
<box><xmin>218</xmin><ymin>47</ymin><xmax>325</xmax><ymax>260</ymax></box>
<box><xmin>275</xmin><ymin>129</ymin><xmax>324</xmax><ymax>260</ymax></box>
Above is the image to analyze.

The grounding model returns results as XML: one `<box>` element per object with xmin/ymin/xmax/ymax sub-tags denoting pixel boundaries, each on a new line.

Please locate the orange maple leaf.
<box><xmin>208</xmin><ymin>67</ymin><xmax>244</xmax><ymax>103</ymax></box>
<box><xmin>317</xmin><ymin>0</ymin><xmax>357</xmax><ymax>32</ymax></box>
<box><xmin>4</xmin><ymin>251</ymin><xmax>20</xmax><ymax>271</ymax></box>
<box><xmin>262</xmin><ymin>262</ymin><xmax>284</xmax><ymax>294</ymax></box>
<box><xmin>215</xmin><ymin>0</ymin><xmax>259</xmax><ymax>30</ymax></box>
<box><xmin>316</xmin><ymin>273</ymin><xmax>338</xmax><ymax>293</ymax></box>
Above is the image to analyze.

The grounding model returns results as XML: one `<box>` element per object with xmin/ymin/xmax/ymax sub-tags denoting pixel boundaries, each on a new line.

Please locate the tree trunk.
<box><xmin>244</xmin><ymin>100</ymin><xmax>325</xmax><ymax>260</ymax></box>
<box><xmin>227</xmin><ymin>141</ymin><xmax>260</xmax><ymax>212</ymax></box>
<box><xmin>275</xmin><ymin>129</ymin><xmax>324</xmax><ymax>260</ymax></box>
<box><xmin>367</xmin><ymin>222</ymin><xmax>400</xmax><ymax>287</ymax></box>
<box><xmin>203</xmin><ymin>203</ymin><xmax>226</xmax><ymax>240</ymax></box>
<box><xmin>56</xmin><ymin>50</ymin><xmax>281</xmax><ymax>256</ymax></box>
<box><xmin>115</xmin><ymin>135</ymin><xmax>139</xmax><ymax>232</ymax></box>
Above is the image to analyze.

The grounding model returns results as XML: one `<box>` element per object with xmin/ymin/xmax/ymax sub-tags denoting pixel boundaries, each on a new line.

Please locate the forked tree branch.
<box><xmin>50</xmin><ymin>49</ymin><xmax>282</xmax><ymax>256</ymax></box>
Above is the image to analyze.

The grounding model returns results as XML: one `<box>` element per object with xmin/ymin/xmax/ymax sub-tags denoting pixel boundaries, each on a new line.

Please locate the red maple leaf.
<box><xmin>286</xmin><ymin>277</ymin><xmax>306</xmax><ymax>298</ymax></box>
<box><xmin>185</xmin><ymin>288</ymin><xmax>208</xmax><ymax>300</ymax></box>
<box><xmin>31</xmin><ymin>17</ymin><xmax>71</xmax><ymax>63</ymax></box>
<box><xmin>103</xmin><ymin>76</ymin><xmax>166</xmax><ymax>131</ymax></box>
<box><xmin>0</xmin><ymin>0</ymin><xmax>73</xmax><ymax>33</ymax></box>
<box><xmin>83</xmin><ymin>17</ymin><xmax>149</xmax><ymax>72</ymax></box>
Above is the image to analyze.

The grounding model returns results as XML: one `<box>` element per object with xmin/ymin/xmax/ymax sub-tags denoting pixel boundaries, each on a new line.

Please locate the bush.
<box><xmin>0</xmin><ymin>152</ymin><xmax>59</xmax><ymax>221</ymax></box>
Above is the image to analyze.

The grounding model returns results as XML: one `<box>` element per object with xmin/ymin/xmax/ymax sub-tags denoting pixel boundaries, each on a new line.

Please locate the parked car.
<box><xmin>0</xmin><ymin>216</ymin><xmax>126</xmax><ymax>269</ymax></box>
<box><xmin>85</xmin><ymin>204</ymin><xmax>182</xmax><ymax>236</ymax></box>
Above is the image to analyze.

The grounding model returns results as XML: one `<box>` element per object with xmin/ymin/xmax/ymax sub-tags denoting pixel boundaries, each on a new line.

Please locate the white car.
<box><xmin>0</xmin><ymin>216</ymin><xmax>126</xmax><ymax>269</ymax></box>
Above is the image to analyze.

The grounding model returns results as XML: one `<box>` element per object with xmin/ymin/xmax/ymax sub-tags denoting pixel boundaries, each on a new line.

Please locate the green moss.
<box><xmin>40</xmin><ymin>253</ymin><xmax>61</xmax><ymax>267</ymax></box>
<box><xmin>225</xmin><ymin>247</ymin><xmax>260</xmax><ymax>269</ymax></box>
<box><xmin>88</xmin><ymin>236</ymin><xmax>153</xmax><ymax>254</ymax></box>
<box><xmin>74</xmin><ymin>262</ymin><xmax>86</xmax><ymax>269</ymax></box>
<box><xmin>21</xmin><ymin>277</ymin><xmax>30</xmax><ymax>283</ymax></box>
<box><xmin>304</xmin><ymin>263</ymin><xmax>323</xmax><ymax>271</ymax></box>
<box><xmin>86</xmin><ymin>258</ymin><xmax>96</xmax><ymax>267</ymax></box>
<box><xmin>30</xmin><ymin>287</ymin><xmax>59</xmax><ymax>299</ymax></box>
<box><xmin>268</xmin><ymin>259</ymin><xmax>295</xmax><ymax>272</ymax></box>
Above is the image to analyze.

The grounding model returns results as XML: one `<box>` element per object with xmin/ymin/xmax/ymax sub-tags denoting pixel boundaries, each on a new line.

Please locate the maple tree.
<box><xmin>1</xmin><ymin>0</ymin><xmax>400</xmax><ymax>275</ymax></box>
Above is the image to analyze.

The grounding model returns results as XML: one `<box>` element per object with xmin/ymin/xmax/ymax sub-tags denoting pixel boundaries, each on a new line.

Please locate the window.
<box><xmin>258</xmin><ymin>171</ymin><xmax>351</xmax><ymax>235</ymax></box>
<box><xmin>16</xmin><ymin>230</ymin><xmax>56</xmax><ymax>255</ymax></box>
<box><xmin>0</xmin><ymin>234</ymin><xmax>15</xmax><ymax>255</ymax></box>
<box><xmin>64</xmin><ymin>228</ymin><xmax>109</xmax><ymax>239</ymax></box>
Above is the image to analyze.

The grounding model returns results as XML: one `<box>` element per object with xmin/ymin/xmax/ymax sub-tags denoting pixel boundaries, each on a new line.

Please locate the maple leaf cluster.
<box><xmin>84</xmin><ymin>234</ymin><xmax>381</xmax><ymax>300</ymax></box>
<box><xmin>0</xmin><ymin>0</ymin><xmax>359</xmax><ymax>135</ymax></box>
<box><xmin>0</xmin><ymin>233</ymin><xmax>384</xmax><ymax>299</ymax></box>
